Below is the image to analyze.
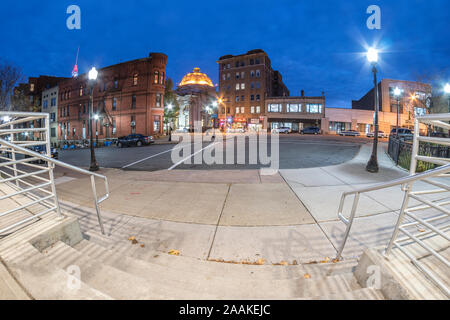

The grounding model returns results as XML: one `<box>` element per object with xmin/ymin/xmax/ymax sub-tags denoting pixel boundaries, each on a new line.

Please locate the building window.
<box><xmin>112</xmin><ymin>98</ymin><xmax>117</xmax><ymax>111</ymax></box>
<box><xmin>241</xmin><ymin>107</ymin><xmax>244</xmax><ymax>114</ymax></box>
<box><xmin>251</xmin><ymin>106</ymin><xmax>255</xmax><ymax>113</ymax></box>
<box><xmin>235</xmin><ymin>96</ymin><xmax>239</xmax><ymax>102</ymax></box>
<box><xmin>154</xmin><ymin>71</ymin><xmax>159</xmax><ymax>84</ymax></box>
<box><xmin>256</xmin><ymin>82</ymin><xmax>260</xmax><ymax>89</ymax></box>
<box><xmin>227</xmin><ymin>73</ymin><xmax>230</xmax><ymax>80</ymax></box>
<box><xmin>287</xmin><ymin>104</ymin><xmax>300</xmax><ymax>112</ymax></box>
<box><xmin>133</xmin><ymin>73</ymin><xmax>138</xmax><ymax>86</ymax></box>
<box><xmin>161</xmin><ymin>72</ymin><xmax>165</xmax><ymax>84</ymax></box>
<box><xmin>114</xmin><ymin>78</ymin><xmax>119</xmax><ymax>89</ymax></box>
<box><xmin>306</xmin><ymin>104</ymin><xmax>322</xmax><ymax>113</ymax></box>
<box><xmin>256</xmin><ymin>70</ymin><xmax>260</xmax><ymax>78</ymax></box>
<box><xmin>241</xmin><ymin>83</ymin><xmax>245</xmax><ymax>90</ymax></box>
<box><xmin>83</xmin><ymin>104</ymin><xmax>86</xmax><ymax>114</ymax></box>
<box><xmin>222</xmin><ymin>74</ymin><xmax>226</xmax><ymax>81</ymax></box>
<box><xmin>236</xmin><ymin>72</ymin><xmax>240</xmax><ymax>79</ymax></box>
<box><xmin>250</xmin><ymin>71</ymin><xmax>255</xmax><ymax>78</ymax></box>
<box><xmin>43</xmin><ymin>100</ymin><xmax>48</xmax><ymax>109</ymax></box>
<box><xmin>112</xmin><ymin>118</ymin><xmax>116</xmax><ymax>134</ymax></box>
<box><xmin>415</xmin><ymin>107</ymin><xmax>426</xmax><ymax>116</ymax></box>
<box><xmin>236</xmin><ymin>107</ymin><xmax>239</xmax><ymax>114</ymax></box>
<box><xmin>153</xmin><ymin>115</ymin><xmax>161</xmax><ymax>132</ymax></box>
<box><xmin>251</xmin><ymin>82</ymin><xmax>255</xmax><ymax>89</ymax></box>
<box><xmin>51</xmin><ymin>98</ymin><xmax>56</xmax><ymax>107</ymax></box>
<box><xmin>256</xmin><ymin>106</ymin><xmax>261</xmax><ymax>113</ymax></box>
<box><xmin>255</xmin><ymin>58</ymin><xmax>260</xmax><ymax>64</ymax></box>
<box><xmin>50</xmin><ymin>112</ymin><xmax>56</xmax><ymax>122</ymax></box>
<box><xmin>30</xmin><ymin>84</ymin><xmax>35</xmax><ymax>92</ymax></box>
<box><xmin>131</xmin><ymin>115</ymin><xmax>136</xmax><ymax>134</ymax></box>
<box><xmin>51</xmin><ymin>127</ymin><xmax>56</xmax><ymax>138</ymax></box>
<box><xmin>251</xmin><ymin>95</ymin><xmax>254</xmax><ymax>101</ymax></box>
<box><xmin>67</xmin><ymin>106</ymin><xmax>70</xmax><ymax>116</ymax></box>
<box><xmin>241</xmin><ymin>72</ymin><xmax>245</xmax><ymax>79</ymax></box>
<box><xmin>235</xmin><ymin>83</ymin><xmax>240</xmax><ymax>90</ymax></box>
<box><xmin>226</xmin><ymin>63</ymin><xmax>230</xmax><ymax>69</ymax></box>
<box><xmin>79</xmin><ymin>86</ymin><xmax>83</xmax><ymax>96</ymax></box>
<box><xmin>268</xmin><ymin>104</ymin><xmax>282</xmax><ymax>112</ymax></box>
<box><xmin>132</xmin><ymin>94</ymin><xmax>136</xmax><ymax>109</ymax></box>
<box><xmin>256</xmin><ymin>94</ymin><xmax>260</xmax><ymax>101</ymax></box>
<box><xmin>156</xmin><ymin>93</ymin><xmax>162</xmax><ymax>107</ymax></box>
<box><xmin>103</xmin><ymin>82</ymin><xmax>107</xmax><ymax>91</ymax></box>
<box><xmin>250</xmin><ymin>59</ymin><xmax>254</xmax><ymax>65</ymax></box>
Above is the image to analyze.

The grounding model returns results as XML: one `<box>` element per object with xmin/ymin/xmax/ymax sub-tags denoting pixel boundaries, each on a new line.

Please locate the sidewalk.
<box><xmin>53</xmin><ymin>142</ymin><xmax>446</xmax><ymax>263</ymax></box>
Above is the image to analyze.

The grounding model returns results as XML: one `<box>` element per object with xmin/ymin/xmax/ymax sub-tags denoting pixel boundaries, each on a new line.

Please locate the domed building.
<box><xmin>176</xmin><ymin>68</ymin><xmax>218</xmax><ymax>132</ymax></box>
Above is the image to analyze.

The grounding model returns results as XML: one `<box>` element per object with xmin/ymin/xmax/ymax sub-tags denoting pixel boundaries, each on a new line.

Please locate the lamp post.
<box><xmin>166</xmin><ymin>104</ymin><xmax>173</xmax><ymax>141</ymax></box>
<box><xmin>88</xmin><ymin>67</ymin><xmax>99</xmax><ymax>172</ymax></box>
<box><xmin>94</xmin><ymin>113</ymin><xmax>99</xmax><ymax>146</ymax></box>
<box><xmin>393</xmin><ymin>87</ymin><xmax>402</xmax><ymax>138</ymax></box>
<box><xmin>445</xmin><ymin>83</ymin><xmax>450</xmax><ymax>137</ymax></box>
<box><xmin>218</xmin><ymin>98</ymin><xmax>225</xmax><ymax>133</ymax></box>
<box><xmin>366</xmin><ymin>48</ymin><xmax>380</xmax><ymax>173</ymax></box>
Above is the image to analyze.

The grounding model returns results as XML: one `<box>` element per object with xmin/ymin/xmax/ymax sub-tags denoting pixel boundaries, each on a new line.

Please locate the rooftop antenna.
<box><xmin>72</xmin><ymin>46</ymin><xmax>79</xmax><ymax>78</ymax></box>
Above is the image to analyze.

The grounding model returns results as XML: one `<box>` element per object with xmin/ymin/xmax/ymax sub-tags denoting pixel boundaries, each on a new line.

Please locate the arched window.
<box><xmin>154</xmin><ymin>71</ymin><xmax>159</xmax><ymax>84</ymax></box>
<box><xmin>133</xmin><ymin>73</ymin><xmax>138</xmax><ymax>86</ymax></box>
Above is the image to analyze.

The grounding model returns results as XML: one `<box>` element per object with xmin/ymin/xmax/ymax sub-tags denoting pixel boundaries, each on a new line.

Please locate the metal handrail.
<box><xmin>336</xmin><ymin>113</ymin><xmax>450</xmax><ymax>297</ymax></box>
<box><xmin>0</xmin><ymin>137</ymin><xmax>109</xmax><ymax>234</ymax></box>
<box><xmin>335</xmin><ymin>162</ymin><xmax>450</xmax><ymax>257</ymax></box>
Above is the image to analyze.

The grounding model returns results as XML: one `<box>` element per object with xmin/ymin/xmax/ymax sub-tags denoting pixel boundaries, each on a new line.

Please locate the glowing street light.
<box><xmin>366</xmin><ymin>48</ymin><xmax>378</xmax><ymax>64</ymax></box>
<box><xmin>2</xmin><ymin>116</ymin><xmax>11</xmax><ymax>122</ymax></box>
<box><xmin>88</xmin><ymin>67</ymin><xmax>98</xmax><ymax>81</ymax></box>
<box><xmin>444</xmin><ymin>83</ymin><xmax>450</xmax><ymax>95</ymax></box>
<box><xmin>366</xmin><ymin>47</ymin><xmax>380</xmax><ymax>173</ymax></box>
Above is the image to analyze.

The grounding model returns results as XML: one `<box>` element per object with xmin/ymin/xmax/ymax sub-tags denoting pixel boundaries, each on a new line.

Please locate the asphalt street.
<box><xmin>58</xmin><ymin>135</ymin><xmax>374</xmax><ymax>171</ymax></box>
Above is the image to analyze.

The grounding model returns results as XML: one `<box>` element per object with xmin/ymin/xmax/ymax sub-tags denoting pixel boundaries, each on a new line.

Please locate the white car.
<box><xmin>339</xmin><ymin>130</ymin><xmax>361</xmax><ymax>137</ymax></box>
<box><xmin>366</xmin><ymin>131</ymin><xmax>387</xmax><ymax>138</ymax></box>
<box><xmin>272</xmin><ymin>127</ymin><xmax>291</xmax><ymax>134</ymax></box>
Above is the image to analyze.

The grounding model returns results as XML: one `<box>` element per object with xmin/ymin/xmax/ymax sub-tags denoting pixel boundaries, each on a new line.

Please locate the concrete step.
<box><xmin>82</xmin><ymin>230</ymin><xmax>358</xmax><ymax>280</ymax></box>
<box><xmin>44</xmin><ymin>241</ymin><xmax>219</xmax><ymax>299</ymax></box>
<box><xmin>0</xmin><ymin>242</ymin><xmax>111</xmax><ymax>300</ymax></box>
<box><xmin>69</xmin><ymin>239</ymin><xmax>363</xmax><ymax>299</ymax></box>
<box><xmin>0</xmin><ymin>258</ymin><xmax>30</xmax><ymax>300</ymax></box>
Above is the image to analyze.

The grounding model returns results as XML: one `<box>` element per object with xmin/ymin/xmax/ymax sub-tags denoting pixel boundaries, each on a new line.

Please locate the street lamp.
<box><xmin>166</xmin><ymin>104</ymin><xmax>173</xmax><ymax>141</ymax></box>
<box><xmin>366</xmin><ymin>47</ymin><xmax>380</xmax><ymax>173</ymax></box>
<box><xmin>94</xmin><ymin>113</ymin><xmax>99</xmax><ymax>146</ymax></box>
<box><xmin>393</xmin><ymin>87</ymin><xmax>402</xmax><ymax>138</ymax></box>
<box><xmin>445</xmin><ymin>83</ymin><xmax>450</xmax><ymax>112</ymax></box>
<box><xmin>88</xmin><ymin>67</ymin><xmax>99</xmax><ymax>172</ymax></box>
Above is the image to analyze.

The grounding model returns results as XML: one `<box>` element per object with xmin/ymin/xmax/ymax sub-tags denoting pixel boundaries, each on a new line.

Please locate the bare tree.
<box><xmin>0</xmin><ymin>60</ymin><xmax>24</xmax><ymax>111</ymax></box>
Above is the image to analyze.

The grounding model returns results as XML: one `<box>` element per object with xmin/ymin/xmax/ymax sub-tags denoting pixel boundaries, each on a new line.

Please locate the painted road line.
<box><xmin>168</xmin><ymin>142</ymin><xmax>219</xmax><ymax>171</ymax></box>
<box><xmin>121</xmin><ymin>147</ymin><xmax>177</xmax><ymax>169</ymax></box>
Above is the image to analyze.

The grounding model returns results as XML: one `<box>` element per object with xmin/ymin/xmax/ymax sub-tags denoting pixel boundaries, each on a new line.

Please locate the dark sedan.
<box><xmin>300</xmin><ymin>127</ymin><xmax>321</xmax><ymax>135</ymax></box>
<box><xmin>117</xmin><ymin>134</ymin><xmax>154</xmax><ymax>148</ymax></box>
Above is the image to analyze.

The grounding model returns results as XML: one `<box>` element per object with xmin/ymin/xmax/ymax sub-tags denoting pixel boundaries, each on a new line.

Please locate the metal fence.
<box><xmin>388</xmin><ymin>136</ymin><xmax>450</xmax><ymax>170</ymax></box>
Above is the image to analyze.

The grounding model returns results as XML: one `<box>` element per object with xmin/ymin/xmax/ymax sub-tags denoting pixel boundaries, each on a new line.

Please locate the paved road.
<box><xmin>59</xmin><ymin>135</ymin><xmax>377</xmax><ymax>171</ymax></box>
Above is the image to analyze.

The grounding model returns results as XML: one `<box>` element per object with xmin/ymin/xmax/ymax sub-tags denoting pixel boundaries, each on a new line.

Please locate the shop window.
<box><xmin>287</xmin><ymin>104</ymin><xmax>300</xmax><ymax>112</ymax></box>
<box><xmin>268</xmin><ymin>104</ymin><xmax>281</xmax><ymax>112</ymax></box>
<box><xmin>306</xmin><ymin>104</ymin><xmax>322</xmax><ymax>113</ymax></box>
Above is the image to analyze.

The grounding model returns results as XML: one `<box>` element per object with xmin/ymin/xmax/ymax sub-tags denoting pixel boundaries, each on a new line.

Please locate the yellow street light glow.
<box><xmin>367</xmin><ymin>48</ymin><xmax>378</xmax><ymax>63</ymax></box>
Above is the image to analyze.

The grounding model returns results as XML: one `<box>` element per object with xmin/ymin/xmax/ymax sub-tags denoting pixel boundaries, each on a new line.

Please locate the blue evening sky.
<box><xmin>1</xmin><ymin>0</ymin><xmax>448</xmax><ymax>107</ymax></box>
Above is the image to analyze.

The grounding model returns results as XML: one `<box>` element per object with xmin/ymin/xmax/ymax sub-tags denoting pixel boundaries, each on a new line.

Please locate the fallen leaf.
<box><xmin>304</xmin><ymin>273</ymin><xmax>311</xmax><ymax>279</ymax></box>
<box><xmin>292</xmin><ymin>260</ymin><xmax>298</xmax><ymax>265</ymax></box>
<box><xmin>280</xmin><ymin>261</ymin><xmax>288</xmax><ymax>266</ymax></box>
<box><xmin>168</xmin><ymin>249</ymin><xmax>180</xmax><ymax>256</ymax></box>
<box><xmin>128</xmin><ymin>236</ymin><xmax>136</xmax><ymax>241</ymax></box>
<box><xmin>320</xmin><ymin>257</ymin><xmax>330</xmax><ymax>264</ymax></box>
<box><xmin>332</xmin><ymin>258</ymin><xmax>339</xmax><ymax>263</ymax></box>
<box><xmin>418</xmin><ymin>229</ymin><xmax>426</xmax><ymax>233</ymax></box>
<box><xmin>131</xmin><ymin>239</ymin><xmax>138</xmax><ymax>245</ymax></box>
<box><xmin>140</xmin><ymin>244</ymin><xmax>145</xmax><ymax>248</ymax></box>
<box><xmin>256</xmin><ymin>258</ymin><xmax>265</xmax><ymax>265</ymax></box>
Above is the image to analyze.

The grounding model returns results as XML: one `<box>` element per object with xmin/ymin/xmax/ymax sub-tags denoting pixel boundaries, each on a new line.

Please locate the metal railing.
<box><xmin>0</xmin><ymin>111</ymin><xmax>109</xmax><ymax>235</ymax></box>
<box><xmin>336</xmin><ymin>113</ymin><xmax>450</xmax><ymax>297</ymax></box>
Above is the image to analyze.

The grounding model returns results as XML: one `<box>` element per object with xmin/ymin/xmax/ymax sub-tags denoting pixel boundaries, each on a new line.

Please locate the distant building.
<box><xmin>57</xmin><ymin>52</ymin><xmax>167</xmax><ymax>144</ymax></box>
<box><xmin>323</xmin><ymin>79</ymin><xmax>432</xmax><ymax>135</ymax></box>
<box><xmin>217</xmin><ymin>49</ymin><xmax>289</xmax><ymax>131</ymax></box>
<box><xmin>264</xmin><ymin>90</ymin><xmax>325</xmax><ymax>132</ymax></box>
<box><xmin>41</xmin><ymin>86</ymin><xmax>59</xmax><ymax>146</ymax></box>
<box><xmin>176</xmin><ymin>68</ymin><xmax>217</xmax><ymax>131</ymax></box>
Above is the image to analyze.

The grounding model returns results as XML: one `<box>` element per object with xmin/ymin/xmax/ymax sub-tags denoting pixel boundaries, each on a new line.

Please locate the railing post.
<box><xmin>336</xmin><ymin>192</ymin><xmax>360</xmax><ymax>260</ymax></box>
<box><xmin>410</xmin><ymin>118</ymin><xmax>420</xmax><ymax>175</ymax></box>
<box><xmin>90</xmin><ymin>175</ymin><xmax>105</xmax><ymax>235</ymax></box>
<box><xmin>45</xmin><ymin>115</ymin><xmax>62</xmax><ymax>218</ymax></box>
<box><xmin>9</xmin><ymin>122</ymin><xmax>19</xmax><ymax>187</ymax></box>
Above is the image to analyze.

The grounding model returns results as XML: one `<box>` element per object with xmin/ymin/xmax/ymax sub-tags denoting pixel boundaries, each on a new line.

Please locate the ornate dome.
<box><xmin>179</xmin><ymin>67</ymin><xmax>214</xmax><ymax>87</ymax></box>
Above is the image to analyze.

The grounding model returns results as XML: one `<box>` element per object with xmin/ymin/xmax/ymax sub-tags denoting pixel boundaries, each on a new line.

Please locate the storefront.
<box><xmin>247</xmin><ymin>117</ymin><xmax>264</xmax><ymax>132</ymax></box>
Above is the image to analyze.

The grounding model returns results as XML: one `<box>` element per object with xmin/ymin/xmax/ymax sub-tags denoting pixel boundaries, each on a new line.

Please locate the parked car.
<box><xmin>339</xmin><ymin>130</ymin><xmax>361</xmax><ymax>137</ymax></box>
<box><xmin>300</xmin><ymin>127</ymin><xmax>321</xmax><ymax>135</ymax></box>
<box><xmin>389</xmin><ymin>128</ymin><xmax>413</xmax><ymax>141</ymax></box>
<box><xmin>366</xmin><ymin>131</ymin><xmax>387</xmax><ymax>138</ymax></box>
<box><xmin>272</xmin><ymin>127</ymin><xmax>291</xmax><ymax>134</ymax></box>
<box><xmin>117</xmin><ymin>134</ymin><xmax>154</xmax><ymax>148</ymax></box>
<box><xmin>25</xmin><ymin>145</ymin><xmax>58</xmax><ymax>163</ymax></box>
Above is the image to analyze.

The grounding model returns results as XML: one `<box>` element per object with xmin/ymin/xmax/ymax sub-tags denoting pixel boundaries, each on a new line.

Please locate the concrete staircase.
<box><xmin>0</xmin><ymin>209</ymin><xmax>385</xmax><ymax>300</ymax></box>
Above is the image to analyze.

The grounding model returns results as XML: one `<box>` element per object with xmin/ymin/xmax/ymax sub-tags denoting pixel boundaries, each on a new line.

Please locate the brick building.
<box><xmin>217</xmin><ymin>49</ymin><xmax>289</xmax><ymax>131</ymax></box>
<box><xmin>57</xmin><ymin>52</ymin><xmax>167</xmax><ymax>144</ymax></box>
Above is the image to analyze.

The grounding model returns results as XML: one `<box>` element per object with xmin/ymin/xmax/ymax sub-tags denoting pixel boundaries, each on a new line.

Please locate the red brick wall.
<box><xmin>57</xmin><ymin>52</ymin><xmax>167</xmax><ymax>141</ymax></box>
